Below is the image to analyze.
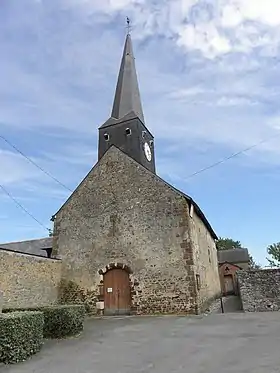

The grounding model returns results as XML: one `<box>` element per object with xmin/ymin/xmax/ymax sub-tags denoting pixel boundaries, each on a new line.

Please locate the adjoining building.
<box><xmin>218</xmin><ymin>248</ymin><xmax>249</xmax><ymax>295</ymax></box>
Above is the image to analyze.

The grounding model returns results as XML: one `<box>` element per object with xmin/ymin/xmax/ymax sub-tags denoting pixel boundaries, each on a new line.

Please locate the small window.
<box><xmin>208</xmin><ymin>249</ymin><xmax>211</xmax><ymax>263</ymax></box>
<box><xmin>196</xmin><ymin>274</ymin><xmax>201</xmax><ymax>290</ymax></box>
<box><xmin>142</xmin><ymin>130</ymin><xmax>146</xmax><ymax>138</ymax></box>
<box><xmin>125</xmin><ymin>128</ymin><xmax>131</xmax><ymax>135</ymax></box>
<box><xmin>150</xmin><ymin>140</ymin><xmax>154</xmax><ymax>147</ymax></box>
<box><xmin>104</xmin><ymin>133</ymin><xmax>110</xmax><ymax>141</ymax></box>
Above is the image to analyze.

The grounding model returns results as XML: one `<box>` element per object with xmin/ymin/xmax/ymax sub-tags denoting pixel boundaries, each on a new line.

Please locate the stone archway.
<box><xmin>98</xmin><ymin>263</ymin><xmax>134</xmax><ymax>316</ymax></box>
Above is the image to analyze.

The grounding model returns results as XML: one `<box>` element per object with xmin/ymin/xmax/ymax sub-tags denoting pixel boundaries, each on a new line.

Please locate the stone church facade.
<box><xmin>0</xmin><ymin>33</ymin><xmax>221</xmax><ymax>315</ymax></box>
<box><xmin>51</xmin><ymin>33</ymin><xmax>221</xmax><ymax>315</ymax></box>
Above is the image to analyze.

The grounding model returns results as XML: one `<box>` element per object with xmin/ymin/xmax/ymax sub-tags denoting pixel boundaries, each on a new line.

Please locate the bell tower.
<box><xmin>98</xmin><ymin>31</ymin><xmax>155</xmax><ymax>173</ymax></box>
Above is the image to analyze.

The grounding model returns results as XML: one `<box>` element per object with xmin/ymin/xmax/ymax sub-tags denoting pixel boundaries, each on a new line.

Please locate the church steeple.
<box><xmin>98</xmin><ymin>29</ymin><xmax>156</xmax><ymax>174</ymax></box>
<box><xmin>111</xmin><ymin>33</ymin><xmax>145</xmax><ymax>124</ymax></box>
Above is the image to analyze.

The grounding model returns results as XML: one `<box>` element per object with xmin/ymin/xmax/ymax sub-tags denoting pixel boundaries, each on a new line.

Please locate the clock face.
<box><xmin>144</xmin><ymin>142</ymin><xmax>152</xmax><ymax>162</ymax></box>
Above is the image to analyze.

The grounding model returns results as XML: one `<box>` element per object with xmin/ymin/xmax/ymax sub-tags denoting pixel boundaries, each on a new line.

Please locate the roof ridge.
<box><xmin>0</xmin><ymin>237</ymin><xmax>51</xmax><ymax>245</ymax></box>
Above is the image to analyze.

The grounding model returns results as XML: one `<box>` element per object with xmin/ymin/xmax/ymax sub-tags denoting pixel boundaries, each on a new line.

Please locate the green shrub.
<box><xmin>40</xmin><ymin>304</ymin><xmax>86</xmax><ymax>339</ymax></box>
<box><xmin>3</xmin><ymin>304</ymin><xmax>86</xmax><ymax>339</ymax></box>
<box><xmin>59</xmin><ymin>279</ymin><xmax>94</xmax><ymax>314</ymax></box>
<box><xmin>0</xmin><ymin>311</ymin><xmax>44</xmax><ymax>364</ymax></box>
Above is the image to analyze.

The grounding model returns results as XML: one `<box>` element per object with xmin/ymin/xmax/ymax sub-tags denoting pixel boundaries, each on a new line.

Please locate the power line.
<box><xmin>3</xmin><ymin>131</ymin><xmax>279</xmax><ymax>191</ymax></box>
<box><xmin>185</xmin><ymin>134</ymin><xmax>279</xmax><ymax>180</ymax></box>
<box><xmin>0</xmin><ymin>184</ymin><xmax>50</xmax><ymax>233</ymax></box>
<box><xmin>0</xmin><ymin>131</ymin><xmax>278</xmax><ymax>233</ymax></box>
<box><xmin>0</xmin><ymin>135</ymin><xmax>73</xmax><ymax>192</ymax></box>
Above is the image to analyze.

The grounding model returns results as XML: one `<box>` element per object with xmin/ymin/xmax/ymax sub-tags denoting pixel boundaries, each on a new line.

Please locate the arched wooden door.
<box><xmin>103</xmin><ymin>268</ymin><xmax>131</xmax><ymax>316</ymax></box>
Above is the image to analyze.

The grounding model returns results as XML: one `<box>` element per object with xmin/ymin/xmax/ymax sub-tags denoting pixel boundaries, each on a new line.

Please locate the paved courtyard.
<box><xmin>2</xmin><ymin>311</ymin><xmax>280</xmax><ymax>373</ymax></box>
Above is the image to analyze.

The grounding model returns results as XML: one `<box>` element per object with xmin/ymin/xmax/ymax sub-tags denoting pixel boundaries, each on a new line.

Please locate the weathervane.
<box><xmin>126</xmin><ymin>17</ymin><xmax>131</xmax><ymax>35</ymax></box>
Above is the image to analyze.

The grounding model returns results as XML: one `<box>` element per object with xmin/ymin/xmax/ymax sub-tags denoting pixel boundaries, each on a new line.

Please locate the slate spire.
<box><xmin>98</xmin><ymin>29</ymin><xmax>155</xmax><ymax>173</ymax></box>
<box><xmin>111</xmin><ymin>33</ymin><xmax>145</xmax><ymax>124</ymax></box>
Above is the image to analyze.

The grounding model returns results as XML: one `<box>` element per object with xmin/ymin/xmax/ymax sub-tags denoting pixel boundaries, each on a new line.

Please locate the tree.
<box><xmin>216</xmin><ymin>236</ymin><xmax>261</xmax><ymax>269</ymax></box>
<box><xmin>266</xmin><ymin>242</ymin><xmax>280</xmax><ymax>267</ymax></box>
<box><xmin>248</xmin><ymin>254</ymin><xmax>261</xmax><ymax>270</ymax></box>
<box><xmin>216</xmin><ymin>237</ymin><xmax>242</xmax><ymax>251</ymax></box>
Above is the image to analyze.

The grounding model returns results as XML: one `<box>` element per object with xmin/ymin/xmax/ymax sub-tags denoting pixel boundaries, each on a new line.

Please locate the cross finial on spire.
<box><xmin>126</xmin><ymin>17</ymin><xmax>131</xmax><ymax>35</ymax></box>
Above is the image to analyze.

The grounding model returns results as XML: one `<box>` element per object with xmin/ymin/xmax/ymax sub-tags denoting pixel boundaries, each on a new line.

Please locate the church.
<box><xmin>51</xmin><ymin>32</ymin><xmax>221</xmax><ymax>315</ymax></box>
<box><xmin>0</xmin><ymin>33</ymin><xmax>221</xmax><ymax>316</ymax></box>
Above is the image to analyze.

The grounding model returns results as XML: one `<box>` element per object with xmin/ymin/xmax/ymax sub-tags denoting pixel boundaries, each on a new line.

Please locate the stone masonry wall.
<box><xmin>53</xmin><ymin>146</ymin><xmax>202</xmax><ymax>315</ymax></box>
<box><xmin>190</xmin><ymin>208</ymin><xmax>221</xmax><ymax>312</ymax></box>
<box><xmin>0</xmin><ymin>249</ymin><xmax>61</xmax><ymax>309</ymax></box>
<box><xmin>237</xmin><ymin>269</ymin><xmax>280</xmax><ymax>312</ymax></box>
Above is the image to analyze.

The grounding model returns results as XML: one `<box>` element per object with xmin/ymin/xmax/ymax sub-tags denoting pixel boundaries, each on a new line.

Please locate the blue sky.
<box><xmin>1</xmin><ymin>0</ymin><xmax>280</xmax><ymax>266</ymax></box>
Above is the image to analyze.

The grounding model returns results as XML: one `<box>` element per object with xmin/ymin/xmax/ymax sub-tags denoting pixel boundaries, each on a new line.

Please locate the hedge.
<box><xmin>39</xmin><ymin>304</ymin><xmax>86</xmax><ymax>338</ymax></box>
<box><xmin>0</xmin><ymin>311</ymin><xmax>44</xmax><ymax>364</ymax></box>
<box><xmin>3</xmin><ymin>304</ymin><xmax>86</xmax><ymax>339</ymax></box>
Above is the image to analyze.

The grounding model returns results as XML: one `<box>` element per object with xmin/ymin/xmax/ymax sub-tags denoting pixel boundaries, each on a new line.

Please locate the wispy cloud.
<box><xmin>2</xmin><ymin>0</ymin><xmax>280</xmax><ymax>264</ymax></box>
<box><xmin>2</xmin><ymin>0</ymin><xmax>280</xmax><ymax>159</ymax></box>
<box><xmin>0</xmin><ymin>149</ymin><xmax>41</xmax><ymax>185</ymax></box>
<box><xmin>71</xmin><ymin>0</ymin><xmax>280</xmax><ymax>57</ymax></box>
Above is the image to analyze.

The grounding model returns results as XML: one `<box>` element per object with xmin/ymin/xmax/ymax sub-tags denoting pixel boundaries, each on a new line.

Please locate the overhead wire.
<box><xmin>0</xmin><ymin>135</ymin><xmax>73</xmax><ymax>192</ymax></box>
<box><xmin>185</xmin><ymin>134</ymin><xmax>279</xmax><ymax>180</ymax></box>
<box><xmin>0</xmin><ymin>131</ymin><xmax>279</xmax><ymax>232</ymax></box>
<box><xmin>0</xmin><ymin>184</ymin><xmax>50</xmax><ymax>233</ymax></box>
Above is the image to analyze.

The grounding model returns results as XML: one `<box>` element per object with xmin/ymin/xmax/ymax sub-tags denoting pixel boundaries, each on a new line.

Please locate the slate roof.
<box><xmin>155</xmin><ymin>173</ymin><xmax>218</xmax><ymax>240</ymax></box>
<box><xmin>100</xmin><ymin>33</ymin><xmax>145</xmax><ymax>128</ymax></box>
<box><xmin>0</xmin><ymin>237</ymin><xmax>52</xmax><ymax>257</ymax></box>
<box><xmin>217</xmin><ymin>248</ymin><xmax>250</xmax><ymax>264</ymax></box>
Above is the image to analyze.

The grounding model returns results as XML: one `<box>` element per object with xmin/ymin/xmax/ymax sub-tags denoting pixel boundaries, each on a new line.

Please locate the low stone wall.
<box><xmin>0</xmin><ymin>249</ymin><xmax>61</xmax><ymax>309</ymax></box>
<box><xmin>237</xmin><ymin>269</ymin><xmax>280</xmax><ymax>312</ymax></box>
